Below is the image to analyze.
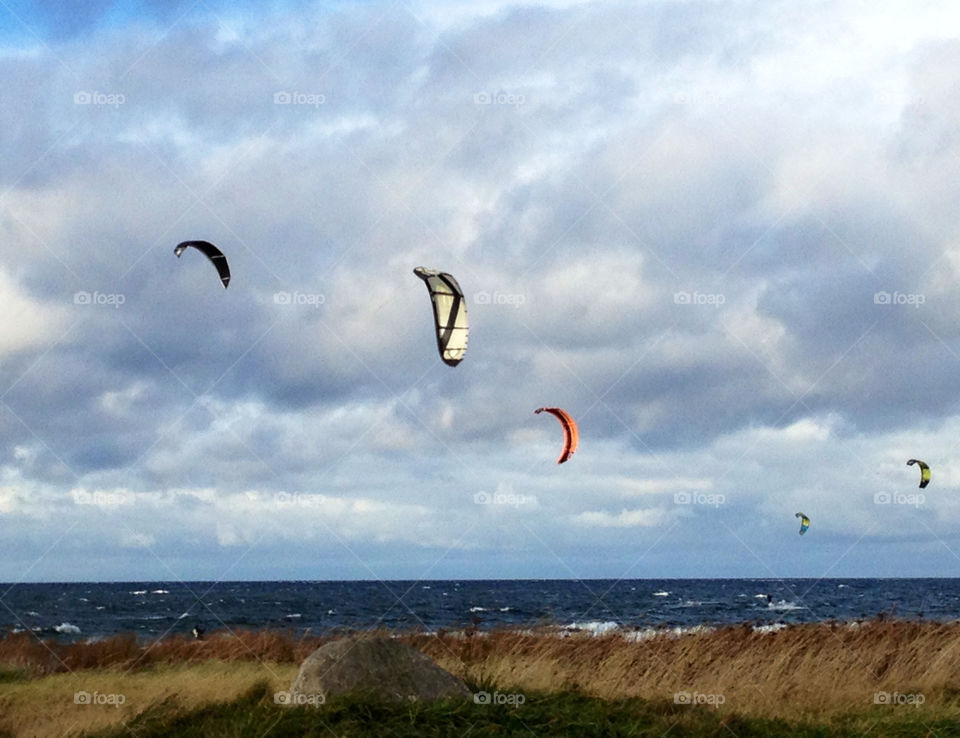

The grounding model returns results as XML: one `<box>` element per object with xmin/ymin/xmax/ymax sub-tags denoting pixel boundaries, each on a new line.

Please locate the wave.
<box><xmin>562</xmin><ymin>621</ymin><xmax>620</xmax><ymax>636</ymax></box>
<box><xmin>624</xmin><ymin>625</ymin><xmax>716</xmax><ymax>641</ymax></box>
<box><xmin>753</xmin><ymin>622</ymin><xmax>790</xmax><ymax>634</ymax></box>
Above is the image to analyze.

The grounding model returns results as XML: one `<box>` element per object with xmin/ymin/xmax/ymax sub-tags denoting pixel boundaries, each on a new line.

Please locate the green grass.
<box><xmin>0</xmin><ymin>664</ymin><xmax>29</xmax><ymax>684</ymax></box>
<box><xmin>87</xmin><ymin>681</ymin><xmax>960</xmax><ymax>738</ymax></box>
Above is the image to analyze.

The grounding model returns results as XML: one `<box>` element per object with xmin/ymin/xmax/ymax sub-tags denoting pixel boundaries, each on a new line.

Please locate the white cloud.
<box><xmin>574</xmin><ymin>507</ymin><xmax>669</xmax><ymax>528</ymax></box>
<box><xmin>0</xmin><ymin>269</ymin><xmax>68</xmax><ymax>358</ymax></box>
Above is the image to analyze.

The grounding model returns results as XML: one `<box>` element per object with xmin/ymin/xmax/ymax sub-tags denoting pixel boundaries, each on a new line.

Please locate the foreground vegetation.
<box><xmin>2</xmin><ymin>671</ymin><xmax>957</xmax><ymax>738</ymax></box>
<box><xmin>90</xmin><ymin>682</ymin><xmax>960</xmax><ymax>738</ymax></box>
<box><xmin>0</xmin><ymin>620</ymin><xmax>958</xmax><ymax>736</ymax></box>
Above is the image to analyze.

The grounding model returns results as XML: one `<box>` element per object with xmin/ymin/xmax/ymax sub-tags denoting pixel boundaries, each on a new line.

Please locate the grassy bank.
<box><xmin>416</xmin><ymin>620</ymin><xmax>960</xmax><ymax>720</ymax></box>
<box><xmin>0</xmin><ymin>620</ymin><xmax>958</xmax><ymax>736</ymax></box>
<box><xmin>0</xmin><ymin>661</ymin><xmax>295</xmax><ymax>738</ymax></box>
<box><xmin>3</xmin><ymin>671</ymin><xmax>957</xmax><ymax>738</ymax></box>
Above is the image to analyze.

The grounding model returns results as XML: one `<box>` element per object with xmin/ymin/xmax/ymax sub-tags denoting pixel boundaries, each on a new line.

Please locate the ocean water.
<box><xmin>1</xmin><ymin>579</ymin><xmax>957</xmax><ymax>643</ymax></box>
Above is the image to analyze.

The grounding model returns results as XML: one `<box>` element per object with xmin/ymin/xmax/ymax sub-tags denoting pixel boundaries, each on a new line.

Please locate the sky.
<box><xmin>1</xmin><ymin>0</ymin><xmax>960</xmax><ymax>581</ymax></box>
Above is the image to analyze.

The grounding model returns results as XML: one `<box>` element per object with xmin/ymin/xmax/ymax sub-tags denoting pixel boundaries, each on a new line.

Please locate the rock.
<box><xmin>291</xmin><ymin>637</ymin><xmax>470</xmax><ymax>702</ymax></box>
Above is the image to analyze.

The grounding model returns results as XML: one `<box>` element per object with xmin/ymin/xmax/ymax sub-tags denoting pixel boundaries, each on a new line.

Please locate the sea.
<box><xmin>1</xmin><ymin>579</ymin><xmax>957</xmax><ymax>643</ymax></box>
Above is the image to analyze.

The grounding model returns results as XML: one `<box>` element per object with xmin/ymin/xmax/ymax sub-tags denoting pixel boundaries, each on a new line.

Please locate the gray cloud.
<box><xmin>1</xmin><ymin>0</ymin><xmax>959</xmax><ymax>579</ymax></box>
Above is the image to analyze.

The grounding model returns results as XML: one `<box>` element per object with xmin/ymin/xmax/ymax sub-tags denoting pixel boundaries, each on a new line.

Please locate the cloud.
<box><xmin>1</xmin><ymin>0</ymin><xmax>959</xmax><ymax>579</ymax></box>
<box><xmin>574</xmin><ymin>507</ymin><xmax>669</xmax><ymax>528</ymax></box>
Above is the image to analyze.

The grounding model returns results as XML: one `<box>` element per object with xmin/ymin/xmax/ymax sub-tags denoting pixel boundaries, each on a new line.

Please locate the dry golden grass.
<box><xmin>414</xmin><ymin>621</ymin><xmax>960</xmax><ymax>719</ymax></box>
<box><xmin>0</xmin><ymin>628</ymin><xmax>328</xmax><ymax>676</ymax></box>
<box><xmin>0</xmin><ymin>661</ymin><xmax>296</xmax><ymax>738</ymax></box>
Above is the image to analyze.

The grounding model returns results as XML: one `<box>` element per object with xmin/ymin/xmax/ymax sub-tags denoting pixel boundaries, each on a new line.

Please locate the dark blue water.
<box><xmin>1</xmin><ymin>579</ymin><xmax>957</xmax><ymax>642</ymax></box>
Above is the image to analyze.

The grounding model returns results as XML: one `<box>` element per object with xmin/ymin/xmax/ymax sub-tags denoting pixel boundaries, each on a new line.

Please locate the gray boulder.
<box><xmin>291</xmin><ymin>637</ymin><xmax>470</xmax><ymax>702</ymax></box>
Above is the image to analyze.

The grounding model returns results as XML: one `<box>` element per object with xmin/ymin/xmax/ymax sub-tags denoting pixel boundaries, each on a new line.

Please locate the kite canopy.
<box><xmin>413</xmin><ymin>267</ymin><xmax>468</xmax><ymax>366</ymax></box>
<box><xmin>795</xmin><ymin>512</ymin><xmax>810</xmax><ymax>535</ymax></box>
<box><xmin>906</xmin><ymin>459</ymin><xmax>930</xmax><ymax>488</ymax></box>
<box><xmin>534</xmin><ymin>407</ymin><xmax>579</xmax><ymax>464</ymax></box>
<box><xmin>175</xmin><ymin>241</ymin><xmax>230</xmax><ymax>288</ymax></box>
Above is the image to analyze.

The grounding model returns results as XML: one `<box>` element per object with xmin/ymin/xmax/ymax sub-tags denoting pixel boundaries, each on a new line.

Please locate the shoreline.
<box><xmin>4</xmin><ymin>606</ymin><xmax>947</xmax><ymax>646</ymax></box>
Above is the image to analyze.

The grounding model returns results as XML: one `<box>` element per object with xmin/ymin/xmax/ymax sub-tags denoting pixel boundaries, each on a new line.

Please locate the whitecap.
<box><xmin>623</xmin><ymin>625</ymin><xmax>715</xmax><ymax>641</ymax></box>
<box><xmin>753</xmin><ymin>623</ymin><xmax>789</xmax><ymax>634</ymax></box>
<box><xmin>562</xmin><ymin>621</ymin><xmax>620</xmax><ymax>636</ymax></box>
<box><xmin>55</xmin><ymin>623</ymin><xmax>80</xmax><ymax>634</ymax></box>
